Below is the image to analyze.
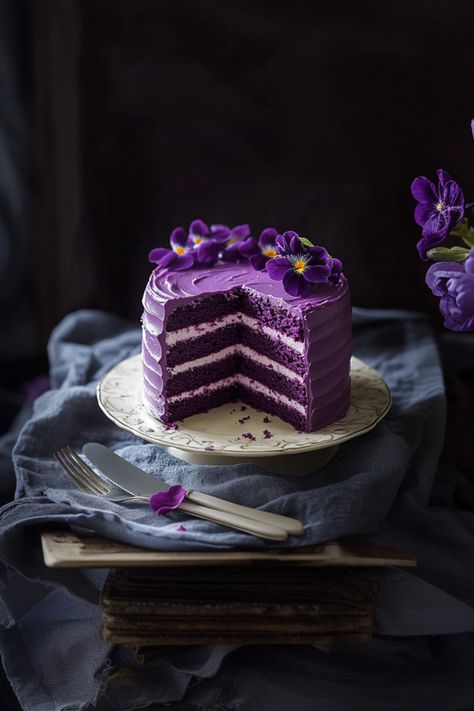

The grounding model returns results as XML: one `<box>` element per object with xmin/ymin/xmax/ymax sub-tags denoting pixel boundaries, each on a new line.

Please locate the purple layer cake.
<box><xmin>141</xmin><ymin>259</ymin><xmax>352</xmax><ymax>433</ymax></box>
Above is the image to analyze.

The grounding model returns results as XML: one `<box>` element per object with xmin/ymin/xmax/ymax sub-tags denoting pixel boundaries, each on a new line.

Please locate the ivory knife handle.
<box><xmin>179</xmin><ymin>500</ymin><xmax>288</xmax><ymax>541</ymax></box>
<box><xmin>187</xmin><ymin>491</ymin><xmax>304</xmax><ymax>536</ymax></box>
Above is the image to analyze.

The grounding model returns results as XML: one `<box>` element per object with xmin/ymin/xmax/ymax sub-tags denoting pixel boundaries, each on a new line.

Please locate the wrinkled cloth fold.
<box><xmin>0</xmin><ymin>308</ymin><xmax>473</xmax><ymax>710</ymax></box>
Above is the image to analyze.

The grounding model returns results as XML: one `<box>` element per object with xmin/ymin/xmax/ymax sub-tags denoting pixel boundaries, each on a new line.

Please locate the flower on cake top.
<box><xmin>148</xmin><ymin>220</ymin><xmax>343</xmax><ymax>296</ymax></box>
<box><xmin>411</xmin><ymin>169</ymin><xmax>464</xmax><ymax>260</ymax></box>
<box><xmin>148</xmin><ymin>227</ymin><xmax>195</xmax><ymax>271</ymax></box>
<box><xmin>425</xmin><ymin>249</ymin><xmax>474</xmax><ymax>331</ymax></box>
<box><xmin>187</xmin><ymin>219</ymin><xmax>230</xmax><ymax>266</ymax></box>
<box><xmin>220</xmin><ymin>224</ymin><xmax>252</xmax><ymax>262</ymax></box>
<box><xmin>239</xmin><ymin>228</ymin><xmax>279</xmax><ymax>270</ymax></box>
<box><xmin>266</xmin><ymin>231</ymin><xmax>343</xmax><ymax>297</ymax></box>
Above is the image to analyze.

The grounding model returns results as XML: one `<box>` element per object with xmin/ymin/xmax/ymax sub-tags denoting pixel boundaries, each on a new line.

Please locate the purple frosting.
<box><xmin>142</xmin><ymin>261</ymin><xmax>351</xmax><ymax>432</ymax></box>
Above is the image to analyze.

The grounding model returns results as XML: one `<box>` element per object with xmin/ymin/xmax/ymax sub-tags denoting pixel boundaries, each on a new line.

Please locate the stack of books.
<box><xmin>101</xmin><ymin>565</ymin><xmax>378</xmax><ymax>651</ymax></box>
<box><xmin>41</xmin><ymin>530</ymin><xmax>416</xmax><ymax>660</ymax></box>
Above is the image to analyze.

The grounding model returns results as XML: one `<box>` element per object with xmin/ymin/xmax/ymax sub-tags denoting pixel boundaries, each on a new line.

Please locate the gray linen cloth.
<box><xmin>0</xmin><ymin>308</ymin><xmax>473</xmax><ymax>711</ymax></box>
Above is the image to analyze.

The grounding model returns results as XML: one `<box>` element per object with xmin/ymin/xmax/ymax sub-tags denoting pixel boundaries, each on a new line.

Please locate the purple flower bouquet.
<box><xmin>411</xmin><ymin>122</ymin><xmax>474</xmax><ymax>331</ymax></box>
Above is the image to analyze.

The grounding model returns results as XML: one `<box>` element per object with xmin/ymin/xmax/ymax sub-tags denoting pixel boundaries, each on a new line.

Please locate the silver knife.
<box><xmin>83</xmin><ymin>443</ymin><xmax>304</xmax><ymax>537</ymax></box>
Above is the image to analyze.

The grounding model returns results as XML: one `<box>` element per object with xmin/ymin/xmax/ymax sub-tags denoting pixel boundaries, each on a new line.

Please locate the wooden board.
<box><xmin>41</xmin><ymin>529</ymin><xmax>416</xmax><ymax>568</ymax></box>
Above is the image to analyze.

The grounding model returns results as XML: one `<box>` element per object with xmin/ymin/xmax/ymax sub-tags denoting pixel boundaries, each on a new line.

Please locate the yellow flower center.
<box><xmin>193</xmin><ymin>236</ymin><xmax>203</xmax><ymax>244</ymax></box>
<box><xmin>174</xmin><ymin>246</ymin><xmax>186</xmax><ymax>255</ymax></box>
<box><xmin>264</xmin><ymin>248</ymin><xmax>277</xmax><ymax>258</ymax></box>
<box><xmin>294</xmin><ymin>259</ymin><xmax>307</xmax><ymax>273</ymax></box>
<box><xmin>436</xmin><ymin>201</ymin><xmax>445</xmax><ymax>212</ymax></box>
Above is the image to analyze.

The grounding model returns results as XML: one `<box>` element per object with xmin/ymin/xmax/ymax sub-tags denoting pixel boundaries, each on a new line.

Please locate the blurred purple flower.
<box><xmin>149</xmin><ymin>227</ymin><xmax>194</xmax><ymax>270</ymax></box>
<box><xmin>196</xmin><ymin>239</ymin><xmax>221</xmax><ymax>265</ymax></box>
<box><xmin>150</xmin><ymin>484</ymin><xmax>186</xmax><ymax>515</ymax></box>
<box><xmin>188</xmin><ymin>219</ymin><xmax>229</xmax><ymax>246</ymax></box>
<box><xmin>240</xmin><ymin>227</ymin><xmax>279</xmax><ymax>270</ymax></box>
<box><xmin>411</xmin><ymin>169</ymin><xmax>464</xmax><ymax>260</ymax></box>
<box><xmin>221</xmin><ymin>224</ymin><xmax>252</xmax><ymax>262</ymax></box>
<box><xmin>267</xmin><ymin>231</ymin><xmax>342</xmax><ymax>297</ymax></box>
<box><xmin>426</xmin><ymin>249</ymin><xmax>474</xmax><ymax>331</ymax></box>
<box><xmin>188</xmin><ymin>219</ymin><xmax>235</xmax><ymax>265</ymax></box>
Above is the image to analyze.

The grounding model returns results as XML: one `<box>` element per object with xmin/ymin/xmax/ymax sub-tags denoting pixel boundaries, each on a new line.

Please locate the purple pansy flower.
<box><xmin>221</xmin><ymin>224</ymin><xmax>252</xmax><ymax>262</ymax></box>
<box><xmin>148</xmin><ymin>227</ymin><xmax>195</xmax><ymax>271</ymax></box>
<box><xmin>240</xmin><ymin>228</ymin><xmax>279</xmax><ymax>270</ymax></box>
<box><xmin>150</xmin><ymin>484</ymin><xmax>186</xmax><ymax>515</ymax></box>
<box><xmin>411</xmin><ymin>169</ymin><xmax>464</xmax><ymax>260</ymax></box>
<box><xmin>148</xmin><ymin>227</ymin><xmax>194</xmax><ymax>271</ymax></box>
<box><xmin>267</xmin><ymin>231</ymin><xmax>340</xmax><ymax>297</ymax></box>
<box><xmin>426</xmin><ymin>248</ymin><xmax>474</xmax><ymax>331</ymax></box>
<box><xmin>187</xmin><ymin>219</ymin><xmax>230</xmax><ymax>266</ymax></box>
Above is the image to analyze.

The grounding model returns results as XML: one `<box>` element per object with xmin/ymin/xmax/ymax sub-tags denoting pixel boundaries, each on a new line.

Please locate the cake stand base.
<box><xmin>165</xmin><ymin>445</ymin><xmax>339</xmax><ymax>475</ymax></box>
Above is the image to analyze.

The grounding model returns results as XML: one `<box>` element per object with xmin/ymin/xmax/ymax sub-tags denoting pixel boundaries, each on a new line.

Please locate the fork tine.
<box><xmin>56</xmin><ymin>448</ymin><xmax>106</xmax><ymax>495</ymax></box>
<box><xmin>64</xmin><ymin>446</ymin><xmax>111</xmax><ymax>495</ymax></box>
<box><xmin>54</xmin><ymin>450</ymin><xmax>94</xmax><ymax>493</ymax></box>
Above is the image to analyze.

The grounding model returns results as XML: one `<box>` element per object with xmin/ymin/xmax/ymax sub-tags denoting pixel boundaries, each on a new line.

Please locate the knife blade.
<box><xmin>83</xmin><ymin>443</ymin><xmax>304</xmax><ymax>536</ymax></box>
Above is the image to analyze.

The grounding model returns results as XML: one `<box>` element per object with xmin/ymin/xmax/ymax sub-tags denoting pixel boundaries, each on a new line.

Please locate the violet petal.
<box><xmin>173</xmin><ymin>252</ymin><xmax>195</xmax><ymax>270</ymax></box>
<box><xmin>149</xmin><ymin>247</ymin><xmax>170</xmax><ymax>263</ymax></box>
<box><xmin>150</xmin><ymin>484</ymin><xmax>186</xmax><ymax>515</ymax></box>
<box><xmin>189</xmin><ymin>218</ymin><xmax>209</xmax><ymax>237</ymax></box>
<box><xmin>266</xmin><ymin>256</ymin><xmax>291</xmax><ymax>280</ymax></box>
<box><xmin>411</xmin><ymin>176</ymin><xmax>437</xmax><ymax>204</ymax></box>
<box><xmin>170</xmin><ymin>227</ymin><xmax>188</xmax><ymax>248</ymax></box>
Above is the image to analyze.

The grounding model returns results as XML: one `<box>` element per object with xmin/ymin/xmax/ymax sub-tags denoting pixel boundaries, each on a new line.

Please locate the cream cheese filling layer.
<box><xmin>167</xmin><ymin>374</ymin><xmax>305</xmax><ymax>414</ymax></box>
<box><xmin>165</xmin><ymin>313</ymin><xmax>305</xmax><ymax>354</ymax></box>
<box><xmin>168</xmin><ymin>344</ymin><xmax>304</xmax><ymax>382</ymax></box>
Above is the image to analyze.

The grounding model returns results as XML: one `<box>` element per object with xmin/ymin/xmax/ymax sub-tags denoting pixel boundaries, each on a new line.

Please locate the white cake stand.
<box><xmin>96</xmin><ymin>354</ymin><xmax>391</xmax><ymax>475</ymax></box>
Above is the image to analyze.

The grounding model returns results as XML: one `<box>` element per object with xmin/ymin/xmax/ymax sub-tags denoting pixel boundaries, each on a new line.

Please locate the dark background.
<box><xmin>1</xmin><ymin>3</ymin><xmax>474</xmax><ymax>708</ymax></box>
<box><xmin>3</xmin><ymin>0</ymin><xmax>474</xmax><ymax>466</ymax></box>
<box><xmin>4</xmin><ymin>1</ymin><xmax>474</xmax><ymax>370</ymax></box>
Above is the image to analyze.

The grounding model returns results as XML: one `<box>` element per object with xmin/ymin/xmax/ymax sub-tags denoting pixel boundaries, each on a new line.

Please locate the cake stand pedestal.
<box><xmin>165</xmin><ymin>445</ymin><xmax>339</xmax><ymax>475</ymax></box>
<box><xmin>96</xmin><ymin>355</ymin><xmax>391</xmax><ymax>476</ymax></box>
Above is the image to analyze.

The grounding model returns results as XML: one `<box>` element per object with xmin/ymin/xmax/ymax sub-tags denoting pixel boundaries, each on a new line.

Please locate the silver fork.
<box><xmin>54</xmin><ymin>446</ymin><xmax>148</xmax><ymax>503</ymax></box>
<box><xmin>54</xmin><ymin>446</ymin><xmax>289</xmax><ymax>540</ymax></box>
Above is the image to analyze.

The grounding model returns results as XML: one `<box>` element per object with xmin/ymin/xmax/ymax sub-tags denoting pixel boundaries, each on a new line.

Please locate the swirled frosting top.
<box><xmin>145</xmin><ymin>261</ymin><xmax>348</xmax><ymax>317</ymax></box>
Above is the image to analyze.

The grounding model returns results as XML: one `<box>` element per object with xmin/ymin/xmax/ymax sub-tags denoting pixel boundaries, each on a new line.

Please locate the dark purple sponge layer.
<box><xmin>166</xmin><ymin>289</ymin><xmax>303</xmax><ymax>342</ymax></box>
<box><xmin>166</xmin><ymin>356</ymin><xmax>238</xmax><ymax>396</ymax></box>
<box><xmin>238</xmin><ymin>359</ymin><xmax>306</xmax><ymax>402</ymax></box>
<box><xmin>240</xmin><ymin>325</ymin><xmax>306</xmax><ymax>374</ymax></box>
<box><xmin>240</xmin><ymin>289</ymin><xmax>304</xmax><ymax>340</ymax></box>
<box><xmin>166</xmin><ymin>384</ymin><xmax>239</xmax><ymax>423</ymax></box>
<box><xmin>238</xmin><ymin>386</ymin><xmax>306</xmax><ymax>431</ymax></box>
<box><xmin>167</xmin><ymin>357</ymin><xmax>306</xmax><ymax>401</ymax></box>
<box><xmin>166</xmin><ymin>323</ymin><xmax>306</xmax><ymax>373</ymax></box>
<box><xmin>167</xmin><ymin>324</ymin><xmax>239</xmax><ymax>366</ymax></box>
<box><xmin>166</xmin><ymin>292</ymin><xmax>240</xmax><ymax>331</ymax></box>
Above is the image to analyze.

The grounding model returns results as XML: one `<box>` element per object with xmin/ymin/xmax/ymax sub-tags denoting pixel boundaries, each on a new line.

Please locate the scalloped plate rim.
<box><xmin>96</xmin><ymin>355</ymin><xmax>391</xmax><ymax>458</ymax></box>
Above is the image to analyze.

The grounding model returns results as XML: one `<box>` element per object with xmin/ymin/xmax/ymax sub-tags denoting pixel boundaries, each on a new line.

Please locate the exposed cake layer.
<box><xmin>141</xmin><ymin>261</ymin><xmax>352</xmax><ymax>432</ymax></box>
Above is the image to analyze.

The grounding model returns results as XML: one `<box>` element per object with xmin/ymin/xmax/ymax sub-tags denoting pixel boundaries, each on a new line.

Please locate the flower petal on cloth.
<box><xmin>150</xmin><ymin>485</ymin><xmax>186</xmax><ymax>515</ymax></box>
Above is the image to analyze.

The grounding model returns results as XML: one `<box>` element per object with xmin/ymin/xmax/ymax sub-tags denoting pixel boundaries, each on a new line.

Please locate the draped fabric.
<box><xmin>0</xmin><ymin>308</ymin><xmax>472</xmax><ymax>709</ymax></box>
